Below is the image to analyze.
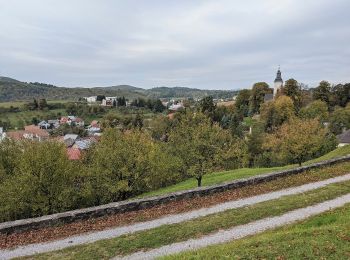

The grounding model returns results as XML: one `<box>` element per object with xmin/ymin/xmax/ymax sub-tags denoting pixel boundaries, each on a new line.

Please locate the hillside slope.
<box><xmin>0</xmin><ymin>76</ymin><xmax>238</xmax><ymax>101</ymax></box>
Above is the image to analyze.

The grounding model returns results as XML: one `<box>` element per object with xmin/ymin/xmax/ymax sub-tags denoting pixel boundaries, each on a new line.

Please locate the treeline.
<box><xmin>130</xmin><ymin>98</ymin><xmax>166</xmax><ymax>112</ymax></box>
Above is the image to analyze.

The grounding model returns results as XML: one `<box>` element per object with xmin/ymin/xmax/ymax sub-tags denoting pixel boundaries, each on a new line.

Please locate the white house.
<box><xmin>84</xmin><ymin>96</ymin><xmax>98</xmax><ymax>103</ymax></box>
<box><xmin>102</xmin><ymin>97</ymin><xmax>117</xmax><ymax>106</ymax></box>
<box><xmin>0</xmin><ymin>127</ymin><xmax>6</xmax><ymax>141</ymax></box>
<box><xmin>169</xmin><ymin>103</ymin><xmax>184</xmax><ymax>111</ymax></box>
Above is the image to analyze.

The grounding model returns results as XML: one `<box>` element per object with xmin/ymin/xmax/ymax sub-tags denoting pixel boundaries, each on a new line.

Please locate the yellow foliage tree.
<box><xmin>263</xmin><ymin>118</ymin><xmax>328</xmax><ymax>166</ymax></box>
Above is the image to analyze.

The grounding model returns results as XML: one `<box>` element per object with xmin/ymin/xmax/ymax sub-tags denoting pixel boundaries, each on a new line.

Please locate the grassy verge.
<box><xmin>141</xmin><ymin>145</ymin><xmax>350</xmax><ymax>198</ymax></box>
<box><xmin>163</xmin><ymin>203</ymin><xmax>350</xmax><ymax>260</ymax></box>
<box><xmin>23</xmin><ymin>177</ymin><xmax>350</xmax><ymax>259</ymax></box>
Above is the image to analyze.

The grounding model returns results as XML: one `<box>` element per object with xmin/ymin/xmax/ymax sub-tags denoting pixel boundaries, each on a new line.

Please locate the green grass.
<box><xmin>24</xmin><ymin>170</ymin><xmax>350</xmax><ymax>260</ymax></box>
<box><xmin>0</xmin><ymin>100</ymin><xmax>71</xmax><ymax>108</ymax></box>
<box><xmin>163</xmin><ymin>203</ymin><xmax>350</xmax><ymax>259</ymax></box>
<box><xmin>140</xmin><ymin>145</ymin><xmax>350</xmax><ymax>198</ymax></box>
<box><xmin>1</xmin><ymin>109</ymin><xmax>66</xmax><ymax>129</ymax></box>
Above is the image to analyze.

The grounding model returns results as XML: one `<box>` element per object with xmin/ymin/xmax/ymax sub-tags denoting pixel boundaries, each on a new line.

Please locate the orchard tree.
<box><xmin>263</xmin><ymin>118</ymin><xmax>330</xmax><ymax>166</ymax></box>
<box><xmin>88</xmin><ymin>129</ymin><xmax>179</xmax><ymax>203</ymax></box>
<box><xmin>168</xmin><ymin>112</ymin><xmax>244</xmax><ymax>187</ymax></box>
<box><xmin>0</xmin><ymin>139</ymin><xmax>21</xmax><ymax>181</ymax></box>
<box><xmin>0</xmin><ymin>141</ymin><xmax>81</xmax><ymax>221</ymax></box>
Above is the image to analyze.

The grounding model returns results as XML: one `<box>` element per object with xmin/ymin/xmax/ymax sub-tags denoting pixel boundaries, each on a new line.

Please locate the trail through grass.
<box><xmin>163</xmin><ymin>201</ymin><xmax>350</xmax><ymax>260</ymax></box>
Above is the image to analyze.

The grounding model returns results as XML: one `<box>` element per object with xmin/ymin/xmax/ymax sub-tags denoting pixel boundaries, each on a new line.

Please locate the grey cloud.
<box><xmin>0</xmin><ymin>0</ymin><xmax>349</xmax><ymax>89</ymax></box>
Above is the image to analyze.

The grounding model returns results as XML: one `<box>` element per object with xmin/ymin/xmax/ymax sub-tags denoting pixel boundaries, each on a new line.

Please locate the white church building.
<box><xmin>273</xmin><ymin>67</ymin><xmax>283</xmax><ymax>97</ymax></box>
<box><xmin>264</xmin><ymin>68</ymin><xmax>284</xmax><ymax>102</ymax></box>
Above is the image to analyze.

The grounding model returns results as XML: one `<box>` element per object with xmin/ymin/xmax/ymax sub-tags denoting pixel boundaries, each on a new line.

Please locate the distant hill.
<box><xmin>100</xmin><ymin>85</ymin><xmax>145</xmax><ymax>92</ymax></box>
<box><xmin>0</xmin><ymin>76</ymin><xmax>238</xmax><ymax>102</ymax></box>
<box><xmin>145</xmin><ymin>86</ymin><xmax>238</xmax><ymax>99</ymax></box>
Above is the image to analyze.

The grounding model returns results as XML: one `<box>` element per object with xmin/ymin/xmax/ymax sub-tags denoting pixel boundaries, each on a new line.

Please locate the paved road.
<box><xmin>117</xmin><ymin>193</ymin><xmax>350</xmax><ymax>260</ymax></box>
<box><xmin>1</xmin><ymin>173</ymin><xmax>350</xmax><ymax>259</ymax></box>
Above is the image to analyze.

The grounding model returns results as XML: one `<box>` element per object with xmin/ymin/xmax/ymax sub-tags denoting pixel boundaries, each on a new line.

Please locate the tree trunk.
<box><xmin>197</xmin><ymin>176</ymin><xmax>202</xmax><ymax>187</ymax></box>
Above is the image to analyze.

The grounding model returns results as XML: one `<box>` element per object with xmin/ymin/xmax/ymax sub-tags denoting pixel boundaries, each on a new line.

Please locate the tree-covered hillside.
<box><xmin>0</xmin><ymin>77</ymin><xmax>146</xmax><ymax>102</ymax></box>
<box><xmin>0</xmin><ymin>77</ymin><xmax>238</xmax><ymax>102</ymax></box>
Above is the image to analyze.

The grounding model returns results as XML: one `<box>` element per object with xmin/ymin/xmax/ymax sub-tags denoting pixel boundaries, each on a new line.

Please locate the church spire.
<box><xmin>274</xmin><ymin>66</ymin><xmax>283</xmax><ymax>83</ymax></box>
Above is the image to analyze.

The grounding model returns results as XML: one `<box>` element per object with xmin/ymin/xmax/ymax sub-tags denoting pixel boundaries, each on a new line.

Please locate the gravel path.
<box><xmin>1</xmin><ymin>173</ymin><xmax>350</xmax><ymax>259</ymax></box>
<box><xmin>117</xmin><ymin>193</ymin><xmax>350</xmax><ymax>260</ymax></box>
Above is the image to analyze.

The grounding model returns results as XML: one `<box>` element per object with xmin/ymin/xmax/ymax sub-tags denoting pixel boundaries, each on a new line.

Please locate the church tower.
<box><xmin>273</xmin><ymin>67</ymin><xmax>283</xmax><ymax>98</ymax></box>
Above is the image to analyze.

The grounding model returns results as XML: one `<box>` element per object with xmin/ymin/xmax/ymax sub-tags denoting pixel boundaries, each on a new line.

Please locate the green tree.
<box><xmin>0</xmin><ymin>141</ymin><xmax>81</xmax><ymax>221</ymax></box>
<box><xmin>246</xmin><ymin>121</ymin><xmax>265</xmax><ymax>167</ymax></box>
<box><xmin>300</xmin><ymin>100</ymin><xmax>329</xmax><ymax>122</ymax></box>
<box><xmin>331</xmin><ymin>83</ymin><xmax>350</xmax><ymax>108</ymax></box>
<box><xmin>313</xmin><ymin>81</ymin><xmax>331</xmax><ymax>107</ymax></box>
<box><xmin>38</xmin><ymin>98</ymin><xmax>48</xmax><ymax>110</ymax></box>
<box><xmin>0</xmin><ymin>139</ymin><xmax>21</xmax><ymax>181</ymax></box>
<box><xmin>235</xmin><ymin>89</ymin><xmax>251</xmax><ymax>117</ymax></box>
<box><xmin>282</xmin><ymin>79</ymin><xmax>302</xmax><ymax>111</ymax></box>
<box><xmin>168</xmin><ymin>112</ymin><xmax>245</xmax><ymax>187</ymax></box>
<box><xmin>153</xmin><ymin>99</ymin><xmax>166</xmax><ymax>112</ymax></box>
<box><xmin>260</xmin><ymin>95</ymin><xmax>295</xmax><ymax>131</ymax></box>
<box><xmin>263</xmin><ymin>118</ymin><xmax>330</xmax><ymax>166</ymax></box>
<box><xmin>249</xmin><ymin>82</ymin><xmax>271</xmax><ymax>114</ymax></box>
<box><xmin>329</xmin><ymin>104</ymin><xmax>350</xmax><ymax>135</ymax></box>
<box><xmin>132</xmin><ymin>113</ymin><xmax>143</xmax><ymax>129</ymax></box>
<box><xmin>88</xmin><ymin>129</ymin><xmax>179</xmax><ymax>203</ymax></box>
<box><xmin>199</xmin><ymin>96</ymin><xmax>216</xmax><ymax>115</ymax></box>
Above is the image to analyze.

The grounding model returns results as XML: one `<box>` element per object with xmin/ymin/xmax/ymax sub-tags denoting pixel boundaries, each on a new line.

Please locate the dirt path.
<box><xmin>117</xmin><ymin>193</ymin><xmax>350</xmax><ymax>260</ymax></box>
<box><xmin>1</xmin><ymin>174</ymin><xmax>350</xmax><ymax>259</ymax></box>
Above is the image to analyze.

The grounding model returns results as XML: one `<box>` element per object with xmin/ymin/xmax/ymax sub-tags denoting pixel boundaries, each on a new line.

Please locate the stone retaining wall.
<box><xmin>1</xmin><ymin>155</ymin><xmax>350</xmax><ymax>235</ymax></box>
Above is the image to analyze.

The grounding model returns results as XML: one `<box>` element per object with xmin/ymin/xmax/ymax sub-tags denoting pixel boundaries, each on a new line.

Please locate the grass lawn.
<box><xmin>140</xmin><ymin>145</ymin><xmax>350</xmax><ymax>198</ymax></box>
<box><xmin>163</xmin><ymin>202</ymin><xmax>350</xmax><ymax>259</ymax></box>
<box><xmin>24</xmin><ymin>174</ymin><xmax>350</xmax><ymax>259</ymax></box>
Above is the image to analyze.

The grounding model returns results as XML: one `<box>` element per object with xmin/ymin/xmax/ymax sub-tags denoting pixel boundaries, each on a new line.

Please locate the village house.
<box><xmin>66</xmin><ymin>148</ymin><xmax>81</xmax><ymax>160</ymax></box>
<box><xmin>6</xmin><ymin>125</ymin><xmax>50</xmax><ymax>141</ymax></box>
<box><xmin>60</xmin><ymin>116</ymin><xmax>84</xmax><ymax>127</ymax></box>
<box><xmin>84</xmin><ymin>96</ymin><xmax>98</xmax><ymax>103</ymax></box>
<box><xmin>169</xmin><ymin>102</ymin><xmax>184</xmax><ymax>111</ymax></box>
<box><xmin>48</xmin><ymin>119</ymin><xmax>60</xmax><ymax>129</ymax></box>
<box><xmin>101</xmin><ymin>97</ymin><xmax>117</xmax><ymax>106</ymax></box>
<box><xmin>38</xmin><ymin>121</ymin><xmax>51</xmax><ymax>129</ymax></box>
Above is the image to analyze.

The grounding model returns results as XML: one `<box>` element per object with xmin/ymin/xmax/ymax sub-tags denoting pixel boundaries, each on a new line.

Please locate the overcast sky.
<box><xmin>0</xmin><ymin>0</ymin><xmax>349</xmax><ymax>89</ymax></box>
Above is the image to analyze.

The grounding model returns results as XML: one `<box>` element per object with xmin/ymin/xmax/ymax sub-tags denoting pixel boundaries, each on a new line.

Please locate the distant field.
<box><xmin>0</xmin><ymin>102</ymin><xmax>158</xmax><ymax>128</ymax></box>
<box><xmin>140</xmin><ymin>145</ymin><xmax>350</xmax><ymax>198</ymax></box>
<box><xmin>0</xmin><ymin>100</ymin><xmax>72</xmax><ymax>108</ymax></box>
<box><xmin>216</xmin><ymin>100</ymin><xmax>235</xmax><ymax>106</ymax></box>
<box><xmin>0</xmin><ymin>101</ymin><xmax>27</xmax><ymax>108</ymax></box>
<box><xmin>0</xmin><ymin>109</ymin><xmax>66</xmax><ymax>129</ymax></box>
